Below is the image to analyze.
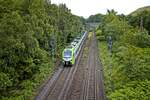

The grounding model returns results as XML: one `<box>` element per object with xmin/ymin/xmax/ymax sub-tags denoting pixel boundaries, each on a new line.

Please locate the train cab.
<box><xmin>62</xmin><ymin>47</ymin><xmax>75</xmax><ymax>66</ymax></box>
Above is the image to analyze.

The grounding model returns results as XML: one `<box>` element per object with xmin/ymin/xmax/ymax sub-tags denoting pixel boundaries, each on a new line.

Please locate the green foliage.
<box><xmin>96</xmin><ymin>30</ymin><xmax>102</xmax><ymax>36</ymax></box>
<box><xmin>122</xmin><ymin>31</ymin><xmax>150</xmax><ymax>48</ymax></box>
<box><xmin>128</xmin><ymin>6</ymin><xmax>150</xmax><ymax>34</ymax></box>
<box><xmin>0</xmin><ymin>72</ymin><xmax>12</xmax><ymax>91</ymax></box>
<box><xmin>86</xmin><ymin>13</ymin><xmax>103</xmax><ymax>23</ymax></box>
<box><xmin>0</xmin><ymin>0</ymin><xmax>84</xmax><ymax>98</ymax></box>
<box><xmin>98</xmin><ymin>9</ymin><xmax>150</xmax><ymax>99</ymax></box>
<box><xmin>99</xmin><ymin>41</ymin><xmax>150</xmax><ymax>99</ymax></box>
<box><xmin>116</xmin><ymin>45</ymin><xmax>150</xmax><ymax>80</ymax></box>
<box><xmin>102</xmin><ymin>10</ymin><xmax>131</xmax><ymax>40</ymax></box>
<box><xmin>96</xmin><ymin>30</ymin><xmax>105</xmax><ymax>41</ymax></box>
<box><xmin>109</xmin><ymin>80</ymin><xmax>150</xmax><ymax>100</ymax></box>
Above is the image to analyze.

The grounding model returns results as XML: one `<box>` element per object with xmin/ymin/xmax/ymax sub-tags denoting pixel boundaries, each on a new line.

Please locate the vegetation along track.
<box><xmin>36</xmin><ymin>32</ymin><xmax>105</xmax><ymax>100</ymax></box>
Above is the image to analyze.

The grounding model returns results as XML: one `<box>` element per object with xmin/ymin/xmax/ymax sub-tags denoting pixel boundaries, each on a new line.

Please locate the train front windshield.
<box><xmin>64</xmin><ymin>50</ymin><xmax>72</xmax><ymax>58</ymax></box>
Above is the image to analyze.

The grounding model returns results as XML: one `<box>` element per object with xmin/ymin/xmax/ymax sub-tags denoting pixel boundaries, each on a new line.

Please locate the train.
<box><xmin>62</xmin><ymin>32</ymin><xmax>87</xmax><ymax>66</ymax></box>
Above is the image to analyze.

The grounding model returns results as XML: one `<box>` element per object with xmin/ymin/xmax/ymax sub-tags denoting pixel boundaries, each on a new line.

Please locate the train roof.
<box><xmin>63</xmin><ymin>31</ymin><xmax>87</xmax><ymax>53</ymax></box>
<box><xmin>66</xmin><ymin>45</ymin><xmax>73</xmax><ymax>48</ymax></box>
<box><xmin>76</xmin><ymin>37</ymin><xmax>81</xmax><ymax>39</ymax></box>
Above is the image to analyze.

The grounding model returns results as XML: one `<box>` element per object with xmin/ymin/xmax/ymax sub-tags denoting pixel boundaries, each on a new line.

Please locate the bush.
<box><xmin>96</xmin><ymin>29</ymin><xmax>106</xmax><ymax>41</ymax></box>
<box><xmin>122</xmin><ymin>31</ymin><xmax>150</xmax><ymax>48</ymax></box>
<box><xmin>96</xmin><ymin>29</ymin><xmax>102</xmax><ymax>36</ymax></box>
<box><xmin>0</xmin><ymin>72</ymin><xmax>12</xmax><ymax>92</ymax></box>
<box><xmin>109</xmin><ymin>80</ymin><xmax>150</xmax><ymax>100</ymax></box>
<box><xmin>98</xmin><ymin>9</ymin><xmax>150</xmax><ymax>99</ymax></box>
<box><xmin>97</xmin><ymin>36</ymin><xmax>105</xmax><ymax>41</ymax></box>
<box><xmin>115</xmin><ymin>46</ymin><xmax>150</xmax><ymax>81</ymax></box>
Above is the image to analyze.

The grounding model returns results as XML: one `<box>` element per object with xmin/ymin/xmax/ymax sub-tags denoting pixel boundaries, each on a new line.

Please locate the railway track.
<box><xmin>81</xmin><ymin>32</ymin><xmax>104</xmax><ymax>100</ymax></box>
<box><xmin>36</xmin><ymin>32</ymin><xmax>105</xmax><ymax>100</ymax></box>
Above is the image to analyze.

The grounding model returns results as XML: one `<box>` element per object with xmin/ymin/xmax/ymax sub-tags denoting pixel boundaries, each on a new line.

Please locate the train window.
<box><xmin>64</xmin><ymin>50</ymin><xmax>72</xmax><ymax>57</ymax></box>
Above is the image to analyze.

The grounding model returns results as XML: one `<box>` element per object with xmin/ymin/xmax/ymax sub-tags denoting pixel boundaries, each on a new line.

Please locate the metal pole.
<box><xmin>140</xmin><ymin>16</ymin><xmax>143</xmax><ymax>32</ymax></box>
<box><xmin>107</xmin><ymin>36</ymin><xmax>114</xmax><ymax>92</ymax></box>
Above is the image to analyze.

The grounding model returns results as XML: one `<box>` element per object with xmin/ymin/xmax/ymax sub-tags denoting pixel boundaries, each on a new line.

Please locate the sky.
<box><xmin>51</xmin><ymin>0</ymin><xmax>150</xmax><ymax>18</ymax></box>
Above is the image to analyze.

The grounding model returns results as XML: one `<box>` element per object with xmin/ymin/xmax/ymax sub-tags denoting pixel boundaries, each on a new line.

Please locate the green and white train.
<box><xmin>62</xmin><ymin>32</ymin><xmax>87</xmax><ymax>66</ymax></box>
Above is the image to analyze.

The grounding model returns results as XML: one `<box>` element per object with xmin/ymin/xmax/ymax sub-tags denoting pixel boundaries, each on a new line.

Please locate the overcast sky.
<box><xmin>51</xmin><ymin>0</ymin><xmax>150</xmax><ymax>18</ymax></box>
